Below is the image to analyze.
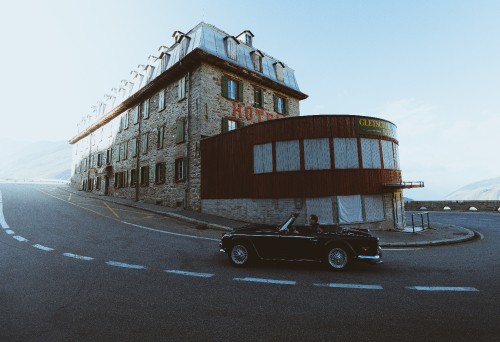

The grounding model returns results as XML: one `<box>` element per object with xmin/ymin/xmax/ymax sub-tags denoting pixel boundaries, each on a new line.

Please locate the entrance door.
<box><xmin>104</xmin><ymin>176</ymin><xmax>109</xmax><ymax>196</ymax></box>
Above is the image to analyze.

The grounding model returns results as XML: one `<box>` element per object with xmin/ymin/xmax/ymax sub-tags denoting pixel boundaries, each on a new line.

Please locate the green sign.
<box><xmin>355</xmin><ymin>117</ymin><xmax>397</xmax><ymax>140</ymax></box>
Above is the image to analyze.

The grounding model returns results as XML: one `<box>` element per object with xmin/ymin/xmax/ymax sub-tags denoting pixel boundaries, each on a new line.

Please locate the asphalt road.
<box><xmin>0</xmin><ymin>184</ymin><xmax>499</xmax><ymax>341</ymax></box>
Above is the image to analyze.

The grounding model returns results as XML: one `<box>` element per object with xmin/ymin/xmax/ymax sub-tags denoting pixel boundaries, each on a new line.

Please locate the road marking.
<box><xmin>406</xmin><ymin>286</ymin><xmax>479</xmax><ymax>292</ymax></box>
<box><xmin>33</xmin><ymin>244</ymin><xmax>55</xmax><ymax>251</ymax></box>
<box><xmin>120</xmin><ymin>221</ymin><xmax>219</xmax><ymax>242</ymax></box>
<box><xmin>13</xmin><ymin>235</ymin><xmax>28</xmax><ymax>242</ymax></box>
<box><xmin>164</xmin><ymin>270</ymin><xmax>214</xmax><ymax>278</ymax></box>
<box><xmin>0</xmin><ymin>191</ymin><xmax>10</xmax><ymax>229</ymax></box>
<box><xmin>314</xmin><ymin>283</ymin><xmax>383</xmax><ymax>290</ymax></box>
<box><xmin>381</xmin><ymin>248</ymin><xmax>423</xmax><ymax>251</ymax></box>
<box><xmin>103</xmin><ymin>201</ymin><xmax>120</xmax><ymax>218</ymax></box>
<box><xmin>106</xmin><ymin>261</ymin><xmax>146</xmax><ymax>269</ymax></box>
<box><xmin>233</xmin><ymin>277</ymin><xmax>296</xmax><ymax>285</ymax></box>
<box><xmin>5</xmin><ymin>229</ymin><xmax>15</xmax><ymax>235</ymax></box>
<box><xmin>68</xmin><ymin>193</ymin><xmax>72</xmax><ymax>202</ymax></box>
<box><xmin>63</xmin><ymin>253</ymin><xmax>94</xmax><ymax>261</ymax></box>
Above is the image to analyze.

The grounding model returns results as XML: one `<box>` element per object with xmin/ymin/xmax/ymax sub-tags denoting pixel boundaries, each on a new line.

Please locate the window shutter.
<box><xmin>174</xmin><ymin>161</ymin><xmax>178</xmax><ymax>181</ymax></box>
<box><xmin>221</xmin><ymin>117</ymin><xmax>228</xmax><ymax>133</ymax></box>
<box><xmin>183</xmin><ymin>158</ymin><xmax>188</xmax><ymax>180</ymax></box>
<box><xmin>258</xmin><ymin>89</ymin><xmax>263</xmax><ymax>107</ymax></box>
<box><xmin>221</xmin><ymin>76</ymin><xmax>228</xmax><ymax>97</ymax></box>
<box><xmin>238</xmin><ymin>81</ymin><xmax>244</xmax><ymax>102</ymax></box>
<box><xmin>237</xmin><ymin>120</ymin><xmax>245</xmax><ymax>128</ymax></box>
<box><xmin>273</xmin><ymin>94</ymin><xmax>278</xmax><ymax>112</ymax></box>
<box><xmin>176</xmin><ymin>119</ymin><xmax>185</xmax><ymax>143</ymax></box>
<box><xmin>145</xmin><ymin>165</ymin><xmax>149</xmax><ymax>185</ymax></box>
<box><xmin>284</xmin><ymin>99</ymin><xmax>289</xmax><ymax>115</ymax></box>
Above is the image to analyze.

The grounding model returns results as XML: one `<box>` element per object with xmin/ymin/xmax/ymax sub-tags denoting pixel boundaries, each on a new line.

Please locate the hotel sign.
<box><xmin>355</xmin><ymin>117</ymin><xmax>397</xmax><ymax>140</ymax></box>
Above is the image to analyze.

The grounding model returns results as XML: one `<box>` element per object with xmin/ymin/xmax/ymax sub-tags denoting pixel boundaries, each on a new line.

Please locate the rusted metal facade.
<box><xmin>201</xmin><ymin>115</ymin><xmax>402</xmax><ymax>200</ymax></box>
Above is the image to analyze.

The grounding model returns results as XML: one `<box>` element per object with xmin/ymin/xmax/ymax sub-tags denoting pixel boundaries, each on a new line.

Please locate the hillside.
<box><xmin>0</xmin><ymin>139</ymin><xmax>72</xmax><ymax>181</ymax></box>
<box><xmin>446</xmin><ymin>177</ymin><xmax>500</xmax><ymax>200</ymax></box>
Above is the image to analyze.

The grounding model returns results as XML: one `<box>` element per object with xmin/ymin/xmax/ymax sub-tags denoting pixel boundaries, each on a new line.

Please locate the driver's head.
<box><xmin>309</xmin><ymin>214</ymin><xmax>318</xmax><ymax>225</ymax></box>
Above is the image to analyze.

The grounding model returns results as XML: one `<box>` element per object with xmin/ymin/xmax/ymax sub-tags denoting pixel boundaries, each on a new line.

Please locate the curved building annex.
<box><xmin>69</xmin><ymin>22</ymin><xmax>422</xmax><ymax>231</ymax></box>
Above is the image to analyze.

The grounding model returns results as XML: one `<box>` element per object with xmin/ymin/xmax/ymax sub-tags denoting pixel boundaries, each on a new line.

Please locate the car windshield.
<box><xmin>278</xmin><ymin>215</ymin><xmax>297</xmax><ymax>233</ymax></box>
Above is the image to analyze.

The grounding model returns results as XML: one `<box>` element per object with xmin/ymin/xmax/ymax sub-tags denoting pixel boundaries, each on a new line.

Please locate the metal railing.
<box><xmin>410</xmin><ymin>212</ymin><xmax>431</xmax><ymax>233</ymax></box>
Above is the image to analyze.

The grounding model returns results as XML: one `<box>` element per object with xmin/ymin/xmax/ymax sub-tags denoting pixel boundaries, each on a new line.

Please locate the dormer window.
<box><xmin>224</xmin><ymin>37</ymin><xmax>239</xmax><ymax>61</ymax></box>
<box><xmin>179</xmin><ymin>36</ymin><xmax>190</xmax><ymax>58</ymax></box>
<box><xmin>236</xmin><ymin>30</ymin><xmax>254</xmax><ymax>47</ymax></box>
<box><xmin>160</xmin><ymin>52</ymin><xmax>170</xmax><ymax>72</ymax></box>
<box><xmin>274</xmin><ymin>62</ymin><xmax>285</xmax><ymax>82</ymax></box>
<box><xmin>251</xmin><ymin>50</ymin><xmax>264</xmax><ymax>72</ymax></box>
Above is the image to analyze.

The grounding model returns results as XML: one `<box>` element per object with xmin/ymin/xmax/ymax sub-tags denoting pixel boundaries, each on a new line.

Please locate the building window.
<box><xmin>106</xmin><ymin>149</ymin><xmax>111</xmax><ymax>165</ymax></box>
<box><xmin>121</xmin><ymin>141</ymin><xmax>128</xmax><ymax>160</ymax></box>
<box><xmin>131</xmin><ymin>138</ymin><xmax>137</xmax><ymax>158</ymax></box>
<box><xmin>96</xmin><ymin>177</ymin><xmax>101</xmax><ymax>191</ymax></box>
<box><xmin>273</xmin><ymin>94</ymin><xmax>288</xmax><ymax>115</ymax></box>
<box><xmin>304</xmin><ymin>138</ymin><xmax>331</xmax><ymax>170</ymax></box>
<box><xmin>178</xmin><ymin>77</ymin><xmax>186</xmax><ymax>100</ymax></box>
<box><xmin>364</xmin><ymin>195</ymin><xmax>385</xmax><ymax>222</ymax></box>
<box><xmin>253</xmin><ymin>143</ymin><xmax>273</xmax><ymax>174</ymax></box>
<box><xmin>157</xmin><ymin>126</ymin><xmax>164</xmax><ymax>149</ymax></box>
<box><xmin>158</xmin><ymin>90</ymin><xmax>165</xmax><ymax>111</ymax></box>
<box><xmin>252</xmin><ymin>51</ymin><xmax>263</xmax><ymax>72</ymax></box>
<box><xmin>276</xmin><ymin>140</ymin><xmax>300</xmax><ymax>172</ymax></box>
<box><xmin>225</xmin><ymin>37</ymin><xmax>238</xmax><ymax>60</ymax></box>
<box><xmin>132</xmin><ymin>106</ymin><xmax>139</xmax><ymax>124</ymax></box>
<box><xmin>175</xmin><ymin>158</ymin><xmax>188</xmax><ymax>182</ymax></box>
<box><xmin>130</xmin><ymin>169</ymin><xmax>137</xmax><ymax>187</ymax></box>
<box><xmin>221</xmin><ymin>76</ymin><xmax>243</xmax><ymax>101</ymax></box>
<box><xmin>123</xmin><ymin>111</ymin><xmax>129</xmax><ymax>129</ymax></box>
<box><xmin>140</xmin><ymin>165</ymin><xmax>149</xmax><ymax>186</ymax></box>
<box><xmin>97</xmin><ymin>153</ymin><xmax>102</xmax><ymax>167</ymax></box>
<box><xmin>361</xmin><ymin>138</ymin><xmax>381</xmax><ymax>169</ymax></box>
<box><xmin>221</xmin><ymin>118</ymin><xmax>243</xmax><ymax>133</ymax></box>
<box><xmin>381</xmin><ymin>140</ymin><xmax>399</xmax><ymax>170</ymax></box>
<box><xmin>116</xmin><ymin>145</ymin><xmax>121</xmax><ymax>162</ymax></box>
<box><xmin>274</xmin><ymin>62</ymin><xmax>284</xmax><ymax>82</ymax></box>
<box><xmin>334</xmin><ymin>138</ymin><xmax>359</xmax><ymax>169</ymax></box>
<box><xmin>155</xmin><ymin>162</ymin><xmax>166</xmax><ymax>184</ymax></box>
<box><xmin>160</xmin><ymin>53</ymin><xmax>170</xmax><ymax>72</ymax></box>
<box><xmin>142</xmin><ymin>99</ymin><xmax>149</xmax><ymax>119</ymax></box>
<box><xmin>180</xmin><ymin>37</ymin><xmax>190</xmax><ymax>58</ymax></box>
<box><xmin>141</xmin><ymin>133</ymin><xmax>149</xmax><ymax>154</ymax></box>
<box><xmin>337</xmin><ymin>195</ymin><xmax>363</xmax><ymax>223</ymax></box>
<box><xmin>253</xmin><ymin>88</ymin><xmax>263</xmax><ymax>108</ymax></box>
<box><xmin>176</xmin><ymin>119</ymin><xmax>185</xmax><ymax>144</ymax></box>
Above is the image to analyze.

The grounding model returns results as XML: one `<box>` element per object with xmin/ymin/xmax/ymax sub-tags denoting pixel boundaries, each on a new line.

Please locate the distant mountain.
<box><xmin>0</xmin><ymin>139</ymin><xmax>72</xmax><ymax>181</ymax></box>
<box><xmin>446</xmin><ymin>177</ymin><xmax>500</xmax><ymax>200</ymax></box>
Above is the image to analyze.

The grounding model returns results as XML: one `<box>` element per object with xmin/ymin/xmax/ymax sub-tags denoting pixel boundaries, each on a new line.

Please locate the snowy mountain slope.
<box><xmin>446</xmin><ymin>177</ymin><xmax>500</xmax><ymax>200</ymax></box>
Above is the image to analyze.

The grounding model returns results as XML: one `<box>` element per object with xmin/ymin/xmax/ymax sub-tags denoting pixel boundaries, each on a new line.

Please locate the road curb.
<box><xmin>379</xmin><ymin>227</ymin><xmax>477</xmax><ymax>248</ymax></box>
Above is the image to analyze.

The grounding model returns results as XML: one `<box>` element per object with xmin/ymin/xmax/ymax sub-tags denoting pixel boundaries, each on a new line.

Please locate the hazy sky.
<box><xmin>1</xmin><ymin>0</ymin><xmax>499</xmax><ymax>200</ymax></box>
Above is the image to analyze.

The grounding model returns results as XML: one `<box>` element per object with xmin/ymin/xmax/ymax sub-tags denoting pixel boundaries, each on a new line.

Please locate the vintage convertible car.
<box><xmin>219</xmin><ymin>213</ymin><xmax>382</xmax><ymax>270</ymax></box>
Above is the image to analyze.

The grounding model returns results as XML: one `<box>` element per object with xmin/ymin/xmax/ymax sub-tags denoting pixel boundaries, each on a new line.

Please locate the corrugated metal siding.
<box><xmin>201</xmin><ymin>115</ymin><xmax>401</xmax><ymax>199</ymax></box>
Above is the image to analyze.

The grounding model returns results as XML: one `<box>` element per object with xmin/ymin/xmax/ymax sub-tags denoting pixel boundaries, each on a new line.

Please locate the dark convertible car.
<box><xmin>219</xmin><ymin>214</ymin><xmax>382</xmax><ymax>270</ymax></box>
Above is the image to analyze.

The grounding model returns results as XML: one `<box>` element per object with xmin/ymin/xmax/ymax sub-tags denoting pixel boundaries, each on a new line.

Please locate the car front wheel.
<box><xmin>325</xmin><ymin>246</ymin><xmax>350</xmax><ymax>271</ymax></box>
<box><xmin>229</xmin><ymin>243</ymin><xmax>252</xmax><ymax>267</ymax></box>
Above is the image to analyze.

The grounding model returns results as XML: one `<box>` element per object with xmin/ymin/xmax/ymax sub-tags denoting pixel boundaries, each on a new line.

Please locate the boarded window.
<box><xmin>364</xmin><ymin>195</ymin><xmax>385</xmax><ymax>222</ymax></box>
<box><xmin>393</xmin><ymin>143</ymin><xmax>400</xmax><ymax>169</ymax></box>
<box><xmin>304</xmin><ymin>138</ymin><xmax>331</xmax><ymax>170</ymax></box>
<box><xmin>381</xmin><ymin>140</ymin><xmax>395</xmax><ymax>169</ymax></box>
<box><xmin>361</xmin><ymin>138</ymin><xmax>381</xmax><ymax>168</ymax></box>
<box><xmin>253</xmin><ymin>143</ymin><xmax>273</xmax><ymax>174</ymax></box>
<box><xmin>337</xmin><ymin>195</ymin><xmax>363</xmax><ymax>223</ymax></box>
<box><xmin>333</xmin><ymin>138</ymin><xmax>359</xmax><ymax>169</ymax></box>
<box><xmin>276</xmin><ymin>140</ymin><xmax>300</xmax><ymax>172</ymax></box>
<box><xmin>306</xmin><ymin>197</ymin><xmax>334</xmax><ymax>224</ymax></box>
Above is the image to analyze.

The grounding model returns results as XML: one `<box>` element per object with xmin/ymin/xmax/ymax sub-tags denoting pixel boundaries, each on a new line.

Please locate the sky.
<box><xmin>1</xmin><ymin>0</ymin><xmax>499</xmax><ymax>200</ymax></box>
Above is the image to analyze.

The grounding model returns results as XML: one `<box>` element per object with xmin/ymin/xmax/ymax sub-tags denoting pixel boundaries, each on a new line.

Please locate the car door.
<box><xmin>274</xmin><ymin>229</ymin><xmax>318</xmax><ymax>260</ymax></box>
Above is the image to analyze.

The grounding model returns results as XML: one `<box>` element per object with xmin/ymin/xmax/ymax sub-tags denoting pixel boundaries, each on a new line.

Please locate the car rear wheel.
<box><xmin>229</xmin><ymin>243</ymin><xmax>252</xmax><ymax>267</ymax></box>
<box><xmin>325</xmin><ymin>246</ymin><xmax>350</xmax><ymax>270</ymax></box>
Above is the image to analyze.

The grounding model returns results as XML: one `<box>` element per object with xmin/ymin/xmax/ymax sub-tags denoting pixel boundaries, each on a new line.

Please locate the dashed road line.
<box><xmin>0</xmin><ymin>191</ymin><xmax>10</xmax><ymax>229</ymax></box>
<box><xmin>5</xmin><ymin>229</ymin><xmax>15</xmax><ymax>235</ymax></box>
<box><xmin>13</xmin><ymin>235</ymin><xmax>28</xmax><ymax>242</ymax></box>
<box><xmin>381</xmin><ymin>248</ymin><xmax>423</xmax><ymax>251</ymax></box>
<box><xmin>106</xmin><ymin>261</ymin><xmax>146</xmax><ymax>269</ymax></box>
<box><xmin>62</xmin><ymin>253</ymin><xmax>94</xmax><ymax>261</ymax></box>
<box><xmin>165</xmin><ymin>270</ymin><xmax>214</xmax><ymax>278</ymax></box>
<box><xmin>32</xmin><ymin>244</ymin><xmax>55</xmax><ymax>251</ymax></box>
<box><xmin>233</xmin><ymin>277</ymin><xmax>297</xmax><ymax>285</ymax></box>
<box><xmin>406</xmin><ymin>286</ymin><xmax>479</xmax><ymax>292</ymax></box>
<box><xmin>314</xmin><ymin>283</ymin><xmax>383</xmax><ymax>290</ymax></box>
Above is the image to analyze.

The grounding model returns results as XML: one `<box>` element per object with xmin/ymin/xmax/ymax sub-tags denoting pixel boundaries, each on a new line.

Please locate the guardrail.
<box><xmin>410</xmin><ymin>212</ymin><xmax>431</xmax><ymax>233</ymax></box>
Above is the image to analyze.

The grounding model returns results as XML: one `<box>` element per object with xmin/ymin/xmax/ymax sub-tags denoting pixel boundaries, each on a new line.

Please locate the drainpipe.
<box><xmin>135</xmin><ymin>106</ymin><xmax>143</xmax><ymax>202</ymax></box>
<box><xmin>185</xmin><ymin>70</ymin><xmax>192</xmax><ymax>209</ymax></box>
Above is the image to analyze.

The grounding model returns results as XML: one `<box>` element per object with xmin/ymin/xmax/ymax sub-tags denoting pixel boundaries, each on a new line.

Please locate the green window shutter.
<box><xmin>221</xmin><ymin>75</ymin><xmax>228</xmax><ymax>97</ymax></box>
<box><xmin>273</xmin><ymin>94</ymin><xmax>278</xmax><ymax>112</ymax></box>
<box><xmin>183</xmin><ymin>158</ymin><xmax>188</xmax><ymax>180</ymax></box>
<box><xmin>257</xmin><ymin>89</ymin><xmax>263</xmax><ymax>107</ymax></box>
<box><xmin>284</xmin><ymin>99</ymin><xmax>289</xmax><ymax>115</ymax></box>
<box><xmin>176</xmin><ymin>120</ymin><xmax>185</xmax><ymax>143</ymax></box>
<box><xmin>145</xmin><ymin>166</ymin><xmax>149</xmax><ymax>185</ymax></box>
<box><xmin>237</xmin><ymin>120</ymin><xmax>245</xmax><ymax>128</ymax></box>
<box><xmin>161</xmin><ymin>163</ymin><xmax>166</xmax><ymax>182</ymax></box>
<box><xmin>238</xmin><ymin>81</ymin><xmax>244</xmax><ymax>102</ymax></box>
<box><xmin>221</xmin><ymin>117</ymin><xmax>228</xmax><ymax>133</ymax></box>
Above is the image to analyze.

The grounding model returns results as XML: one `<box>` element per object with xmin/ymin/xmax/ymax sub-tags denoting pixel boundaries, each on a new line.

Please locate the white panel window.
<box><xmin>253</xmin><ymin>143</ymin><xmax>273</xmax><ymax>174</ymax></box>
<box><xmin>226</xmin><ymin>38</ymin><xmax>238</xmax><ymax>60</ymax></box>
<box><xmin>178</xmin><ymin>77</ymin><xmax>186</xmax><ymax>100</ymax></box>
<box><xmin>304</xmin><ymin>138</ymin><xmax>331</xmax><ymax>170</ymax></box>
<box><xmin>361</xmin><ymin>138</ymin><xmax>381</xmax><ymax>169</ymax></box>
<box><xmin>333</xmin><ymin>138</ymin><xmax>359</xmax><ymax>169</ymax></box>
<box><xmin>381</xmin><ymin>140</ymin><xmax>395</xmax><ymax>169</ymax></box>
<box><xmin>306</xmin><ymin>197</ymin><xmax>334</xmax><ymax>224</ymax></box>
<box><xmin>158</xmin><ymin>90</ymin><xmax>165</xmax><ymax>111</ymax></box>
<box><xmin>364</xmin><ymin>195</ymin><xmax>385</xmax><ymax>221</ymax></box>
<box><xmin>276</xmin><ymin>140</ymin><xmax>300</xmax><ymax>172</ymax></box>
<box><xmin>337</xmin><ymin>195</ymin><xmax>363</xmax><ymax>223</ymax></box>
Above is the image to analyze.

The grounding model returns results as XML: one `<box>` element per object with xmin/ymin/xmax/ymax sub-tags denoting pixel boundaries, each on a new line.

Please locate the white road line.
<box><xmin>120</xmin><ymin>221</ymin><xmax>219</xmax><ymax>242</ymax></box>
<box><xmin>13</xmin><ymin>235</ymin><xmax>28</xmax><ymax>242</ymax></box>
<box><xmin>314</xmin><ymin>283</ymin><xmax>383</xmax><ymax>290</ymax></box>
<box><xmin>33</xmin><ymin>244</ymin><xmax>55</xmax><ymax>251</ymax></box>
<box><xmin>106</xmin><ymin>261</ymin><xmax>146</xmax><ymax>269</ymax></box>
<box><xmin>5</xmin><ymin>229</ymin><xmax>15</xmax><ymax>235</ymax></box>
<box><xmin>381</xmin><ymin>248</ymin><xmax>423</xmax><ymax>251</ymax></box>
<box><xmin>0</xmin><ymin>191</ymin><xmax>10</xmax><ymax>229</ymax></box>
<box><xmin>164</xmin><ymin>270</ymin><xmax>214</xmax><ymax>278</ymax></box>
<box><xmin>63</xmin><ymin>253</ymin><xmax>94</xmax><ymax>261</ymax></box>
<box><xmin>233</xmin><ymin>277</ymin><xmax>296</xmax><ymax>285</ymax></box>
<box><xmin>406</xmin><ymin>286</ymin><xmax>479</xmax><ymax>292</ymax></box>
